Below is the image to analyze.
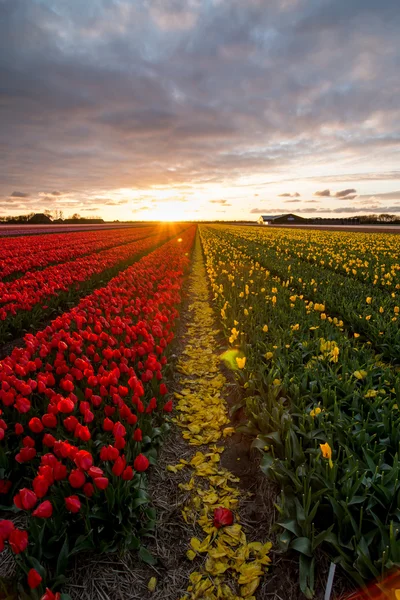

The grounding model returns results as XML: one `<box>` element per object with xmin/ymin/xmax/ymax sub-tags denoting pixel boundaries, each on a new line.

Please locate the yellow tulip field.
<box><xmin>200</xmin><ymin>224</ymin><xmax>400</xmax><ymax>598</ymax></box>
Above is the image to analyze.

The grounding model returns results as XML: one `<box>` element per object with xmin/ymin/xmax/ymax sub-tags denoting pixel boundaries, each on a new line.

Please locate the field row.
<box><xmin>200</xmin><ymin>225</ymin><xmax>400</xmax><ymax>597</ymax></box>
<box><xmin>0</xmin><ymin>225</ymin><xmax>196</xmax><ymax>595</ymax></box>
<box><xmin>220</xmin><ymin>226</ymin><xmax>400</xmax><ymax>362</ymax></box>
<box><xmin>0</xmin><ymin>225</ymin><xmax>188</xmax><ymax>346</ymax></box>
<box><xmin>0</xmin><ymin>226</ymin><xmax>155</xmax><ymax>280</ymax></box>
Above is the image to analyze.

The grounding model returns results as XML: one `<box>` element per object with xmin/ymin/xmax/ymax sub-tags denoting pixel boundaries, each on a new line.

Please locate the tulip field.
<box><xmin>1</xmin><ymin>222</ymin><xmax>400</xmax><ymax>599</ymax></box>
<box><xmin>201</xmin><ymin>224</ymin><xmax>400</xmax><ymax>598</ymax></box>
<box><xmin>0</xmin><ymin>224</ymin><xmax>195</xmax><ymax>598</ymax></box>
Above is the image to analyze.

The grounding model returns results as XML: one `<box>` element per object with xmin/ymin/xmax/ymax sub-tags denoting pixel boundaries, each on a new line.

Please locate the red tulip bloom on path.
<box><xmin>213</xmin><ymin>507</ymin><xmax>234</xmax><ymax>529</ymax></box>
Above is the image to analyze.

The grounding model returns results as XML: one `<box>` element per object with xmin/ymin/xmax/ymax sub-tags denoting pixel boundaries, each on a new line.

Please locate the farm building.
<box><xmin>257</xmin><ymin>214</ymin><xmax>306</xmax><ymax>225</ymax></box>
<box><xmin>28</xmin><ymin>213</ymin><xmax>52</xmax><ymax>224</ymax></box>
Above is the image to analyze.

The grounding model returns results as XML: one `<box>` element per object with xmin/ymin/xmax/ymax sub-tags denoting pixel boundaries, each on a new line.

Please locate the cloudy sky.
<box><xmin>1</xmin><ymin>0</ymin><xmax>400</xmax><ymax>221</ymax></box>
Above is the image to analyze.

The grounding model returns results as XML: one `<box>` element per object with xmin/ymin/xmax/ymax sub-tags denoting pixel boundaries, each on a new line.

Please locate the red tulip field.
<box><xmin>1</xmin><ymin>224</ymin><xmax>400</xmax><ymax>600</ymax></box>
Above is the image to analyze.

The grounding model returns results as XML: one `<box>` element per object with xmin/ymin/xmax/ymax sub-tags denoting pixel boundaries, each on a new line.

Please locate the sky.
<box><xmin>1</xmin><ymin>0</ymin><xmax>400</xmax><ymax>222</ymax></box>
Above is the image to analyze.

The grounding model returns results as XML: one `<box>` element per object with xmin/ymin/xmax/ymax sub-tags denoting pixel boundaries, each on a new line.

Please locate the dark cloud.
<box><xmin>335</xmin><ymin>188</ymin><xmax>357</xmax><ymax>198</ymax></box>
<box><xmin>315</xmin><ymin>189</ymin><xmax>331</xmax><ymax>197</ymax></box>
<box><xmin>279</xmin><ymin>192</ymin><xmax>300</xmax><ymax>197</ymax></box>
<box><xmin>50</xmin><ymin>191</ymin><xmax>62</xmax><ymax>196</ymax></box>
<box><xmin>10</xmin><ymin>191</ymin><xmax>30</xmax><ymax>198</ymax></box>
<box><xmin>284</xmin><ymin>199</ymin><xmax>301</xmax><ymax>203</ymax></box>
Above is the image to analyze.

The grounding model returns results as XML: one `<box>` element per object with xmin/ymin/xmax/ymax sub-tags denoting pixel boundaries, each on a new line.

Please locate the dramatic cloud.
<box><xmin>0</xmin><ymin>0</ymin><xmax>399</xmax><ymax>218</ymax></box>
<box><xmin>10</xmin><ymin>191</ymin><xmax>30</xmax><ymax>198</ymax></box>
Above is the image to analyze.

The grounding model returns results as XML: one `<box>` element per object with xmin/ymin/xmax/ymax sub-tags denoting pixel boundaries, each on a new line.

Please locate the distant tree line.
<box><xmin>356</xmin><ymin>214</ymin><xmax>400</xmax><ymax>223</ymax></box>
<box><xmin>0</xmin><ymin>210</ymin><xmax>104</xmax><ymax>224</ymax></box>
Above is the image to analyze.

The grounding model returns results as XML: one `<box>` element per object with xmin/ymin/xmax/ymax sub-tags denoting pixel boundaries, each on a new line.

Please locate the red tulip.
<box><xmin>38</xmin><ymin>464</ymin><xmax>54</xmax><ymax>484</ymax></box>
<box><xmin>15</xmin><ymin>423</ymin><xmax>24</xmax><ymax>435</ymax></box>
<box><xmin>163</xmin><ymin>400</ymin><xmax>173</xmax><ymax>412</ymax></box>
<box><xmin>40</xmin><ymin>587</ymin><xmax>61</xmax><ymax>600</ymax></box>
<box><xmin>65</xmin><ymin>495</ymin><xmax>81</xmax><ymax>513</ymax></box>
<box><xmin>114</xmin><ymin>436</ymin><xmax>126</xmax><ymax>450</ymax></box>
<box><xmin>22</xmin><ymin>435</ymin><xmax>35</xmax><ymax>448</ymax></box>
<box><xmin>15</xmin><ymin>447</ymin><xmax>36</xmax><ymax>463</ymax></box>
<box><xmin>43</xmin><ymin>433</ymin><xmax>56</xmax><ymax>447</ymax></box>
<box><xmin>15</xmin><ymin>488</ymin><xmax>38</xmax><ymax>510</ymax></box>
<box><xmin>9</xmin><ymin>529</ymin><xmax>28</xmax><ymax>553</ymax></box>
<box><xmin>68</xmin><ymin>469</ymin><xmax>85</xmax><ymax>488</ymax></box>
<box><xmin>93</xmin><ymin>477</ymin><xmax>109</xmax><ymax>490</ymax></box>
<box><xmin>160</xmin><ymin>383</ymin><xmax>167</xmax><ymax>395</ymax></box>
<box><xmin>53</xmin><ymin>463</ymin><xmax>67</xmax><ymax>481</ymax></box>
<box><xmin>112</xmin><ymin>456</ymin><xmax>126</xmax><ymax>477</ymax></box>
<box><xmin>133</xmin><ymin>428</ymin><xmax>142</xmax><ymax>442</ymax></box>
<box><xmin>42</xmin><ymin>413</ymin><xmax>57</xmax><ymax>428</ymax></box>
<box><xmin>57</xmin><ymin>397</ymin><xmax>75</xmax><ymax>413</ymax></box>
<box><xmin>112</xmin><ymin>422</ymin><xmax>126</xmax><ymax>438</ymax></box>
<box><xmin>133</xmin><ymin>454</ymin><xmax>149</xmax><ymax>472</ymax></box>
<box><xmin>83</xmin><ymin>410</ymin><xmax>94</xmax><ymax>423</ymax></box>
<box><xmin>0</xmin><ymin>479</ymin><xmax>12</xmax><ymax>495</ymax></box>
<box><xmin>61</xmin><ymin>379</ymin><xmax>74</xmax><ymax>393</ymax></box>
<box><xmin>0</xmin><ymin>519</ymin><xmax>15</xmax><ymax>540</ymax></box>
<box><xmin>74</xmin><ymin>450</ymin><xmax>93</xmax><ymax>471</ymax></box>
<box><xmin>88</xmin><ymin>466</ymin><xmax>103</xmax><ymax>479</ymax></box>
<box><xmin>32</xmin><ymin>500</ymin><xmax>53</xmax><ymax>518</ymax></box>
<box><xmin>83</xmin><ymin>482</ymin><xmax>94</xmax><ymax>497</ymax></box>
<box><xmin>122</xmin><ymin>466</ymin><xmax>134</xmax><ymax>481</ymax></box>
<box><xmin>213</xmin><ymin>507</ymin><xmax>234</xmax><ymax>529</ymax></box>
<box><xmin>28</xmin><ymin>417</ymin><xmax>44</xmax><ymax>433</ymax></box>
<box><xmin>103</xmin><ymin>418</ymin><xmax>114</xmax><ymax>432</ymax></box>
<box><xmin>33</xmin><ymin>475</ymin><xmax>50</xmax><ymax>498</ymax></box>
<box><xmin>76</xmin><ymin>424</ymin><xmax>91</xmax><ymax>441</ymax></box>
<box><xmin>63</xmin><ymin>416</ymin><xmax>78</xmax><ymax>432</ymax></box>
<box><xmin>28</xmin><ymin>568</ymin><xmax>42</xmax><ymax>589</ymax></box>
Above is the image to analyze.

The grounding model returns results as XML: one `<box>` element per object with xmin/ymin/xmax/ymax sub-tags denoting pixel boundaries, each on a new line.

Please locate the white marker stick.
<box><xmin>324</xmin><ymin>562</ymin><xmax>336</xmax><ymax>600</ymax></box>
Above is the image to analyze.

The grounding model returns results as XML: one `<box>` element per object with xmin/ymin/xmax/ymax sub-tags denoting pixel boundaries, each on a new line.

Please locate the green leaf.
<box><xmin>138</xmin><ymin>546</ymin><xmax>157</xmax><ymax>565</ymax></box>
<box><xmin>299</xmin><ymin>554</ymin><xmax>315</xmax><ymax>599</ymax></box>
<box><xmin>290</xmin><ymin>537</ymin><xmax>312</xmax><ymax>557</ymax></box>
<box><xmin>56</xmin><ymin>536</ymin><xmax>69</xmax><ymax>578</ymax></box>
<box><xmin>260</xmin><ymin>453</ymin><xmax>274</xmax><ymax>476</ymax></box>
<box><xmin>277</xmin><ymin>519</ymin><xmax>302</xmax><ymax>537</ymax></box>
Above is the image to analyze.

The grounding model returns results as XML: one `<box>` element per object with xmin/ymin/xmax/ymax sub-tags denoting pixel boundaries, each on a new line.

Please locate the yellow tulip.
<box><xmin>236</xmin><ymin>356</ymin><xmax>246</xmax><ymax>369</ymax></box>
<box><xmin>320</xmin><ymin>443</ymin><xmax>333</xmax><ymax>468</ymax></box>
